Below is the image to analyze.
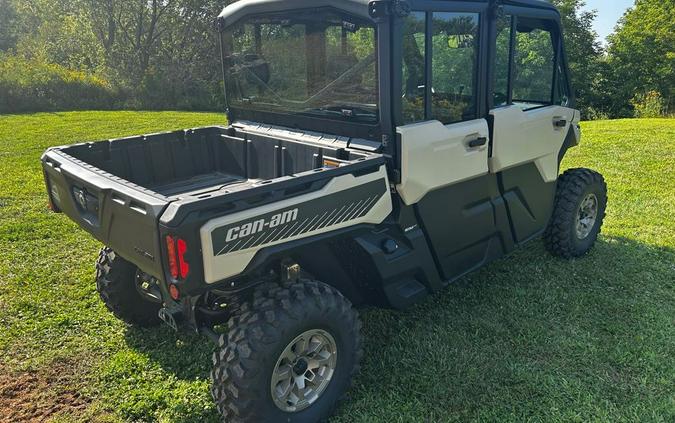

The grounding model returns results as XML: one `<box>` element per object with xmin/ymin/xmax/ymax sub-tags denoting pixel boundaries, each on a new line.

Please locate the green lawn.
<box><xmin>0</xmin><ymin>112</ymin><xmax>673</xmax><ymax>422</ymax></box>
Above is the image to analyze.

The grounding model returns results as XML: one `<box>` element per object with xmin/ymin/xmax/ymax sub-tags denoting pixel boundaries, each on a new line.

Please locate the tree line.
<box><xmin>0</xmin><ymin>0</ymin><xmax>672</xmax><ymax>118</ymax></box>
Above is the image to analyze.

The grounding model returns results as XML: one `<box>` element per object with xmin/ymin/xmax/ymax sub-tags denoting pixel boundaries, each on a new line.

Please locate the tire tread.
<box><xmin>95</xmin><ymin>247</ymin><xmax>161</xmax><ymax>327</ymax></box>
<box><xmin>210</xmin><ymin>279</ymin><xmax>362</xmax><ymax>422</ymax></box>
<box><xmin>544</xmin><ymin>168</ymin><xmax>607</xmax><ymax>258</ymax></box>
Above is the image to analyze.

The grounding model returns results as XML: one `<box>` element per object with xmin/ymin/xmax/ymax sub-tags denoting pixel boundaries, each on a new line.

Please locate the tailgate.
<box><xmin>42</xmin><ymin>149</ymin><xmax>168</xmax><ymax>278</ymax></box>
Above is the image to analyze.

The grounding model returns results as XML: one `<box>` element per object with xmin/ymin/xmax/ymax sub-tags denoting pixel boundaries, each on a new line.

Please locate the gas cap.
<box><xmin>382</xmin><ymin>239</ymin><xmax>399</xmax><ymax>254</ymax></box>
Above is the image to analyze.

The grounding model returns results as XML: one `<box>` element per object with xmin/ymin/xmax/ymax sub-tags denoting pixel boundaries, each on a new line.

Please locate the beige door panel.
<box><xmin>490</xmin><ymin>105</ymin><xmax>576</xmax><ymax>182</ymax></box>
<box><xmin>396</xmin><ymin>119</ymin><xmax>490</xmax><ymax>206</ymax></box>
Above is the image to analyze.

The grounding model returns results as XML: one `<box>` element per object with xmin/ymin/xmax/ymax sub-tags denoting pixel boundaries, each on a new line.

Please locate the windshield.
<box><xmin>222</xmin><ymin>9</ymin><xmax>378</xmax><ymax>124</ymax></box>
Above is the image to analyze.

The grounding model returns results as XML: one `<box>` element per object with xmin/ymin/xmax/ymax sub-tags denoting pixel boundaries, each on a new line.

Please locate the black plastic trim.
<box><xmin>228</xmin><ymin>108</ymin><xmax>383</xmax><ymax>143</ymax></box>
<box><xmin>558</xmin><ymin>118</ymin><xmax>579</xmax><ymax>165</ymax></box>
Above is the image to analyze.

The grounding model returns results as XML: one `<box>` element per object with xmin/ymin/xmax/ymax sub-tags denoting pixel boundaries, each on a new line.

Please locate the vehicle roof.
<box><xmin>505</xmin><ymin>0</ymin><xmax>558</xmax><ymax>12</ymax></box>
<box><xmin>218</xmin><ymin>0</ymin><xmax>558</xmax><ymax>29</ymax></box>
<box><xmin>218</xmin><ymin>0</ymin><xmax>373</xmax><ymax>28</ymax></box>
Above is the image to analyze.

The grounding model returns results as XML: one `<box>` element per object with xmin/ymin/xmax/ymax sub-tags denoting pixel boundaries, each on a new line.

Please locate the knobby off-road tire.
<box><xmin>544</xmin><ymin>168</ymin><xmax>607</xmax><ymax>258</ymax></box>
<box><xmin>95</xmin><ymin>247</ymin><xmax>162</xmax><ymax>327</ymax></box>
<box><xmin>211</xmin><ymin>279</ymin><xmax>363</xmax><ymax>423</ymax></box>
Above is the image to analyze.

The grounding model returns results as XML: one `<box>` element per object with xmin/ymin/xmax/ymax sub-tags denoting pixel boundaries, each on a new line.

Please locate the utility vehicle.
<box><xmin>41</xmin><ymin>0</ymin><xmax>608</xmax><ymax>421</ymax></box>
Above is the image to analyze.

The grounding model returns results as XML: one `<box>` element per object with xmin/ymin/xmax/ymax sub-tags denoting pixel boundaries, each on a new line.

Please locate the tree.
<box><xmin>138</xmin><ymin>0</ymin><xmax>227</xmax><ymax>109</ymax></box>
<box><xmin>0</xmin><ymin>0</ymin><xmax>18</xmax><ymax>51</ymax></box>
<box><xmin>551</xmin><ymin>0</ymin><xmax>604</xmax><ymax>118</ymax></box>
<box><xmin>8</xmin><ymin>0</ymin><xmax>105</xmax><ymax>71</ymax></box>
<box><xmin>87</xmin><ymin>0</ymin><xmax>117</xmax><ymax>55</ymax></box>
<box><xmin>606</xmin><ymin>0</ymin><xmax>675</xmax><ymax>116</ymax></box>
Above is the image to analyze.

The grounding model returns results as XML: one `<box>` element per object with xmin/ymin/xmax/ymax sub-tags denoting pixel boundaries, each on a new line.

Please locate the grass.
<box><xmin>0</xmin><ymin>112</ymin><xmax>673</xmax><ymax>422</ymax></box>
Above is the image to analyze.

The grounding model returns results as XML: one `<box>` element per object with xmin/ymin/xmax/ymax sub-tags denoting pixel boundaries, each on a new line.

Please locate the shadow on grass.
<box><xmin>122</xmin><ymin>237</ymin><xmax>674</xmax><ymax>421</ymax></box>
<box><xmin>124</xmin><ymin>325</ymin><xmax>213</xmax><ymax>381</ymax></box>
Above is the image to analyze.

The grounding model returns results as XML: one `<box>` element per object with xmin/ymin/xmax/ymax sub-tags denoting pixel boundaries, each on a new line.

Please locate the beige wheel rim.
<box><xmin>576</xmin><ymin>193</ymin><xmax>599</xmax><ymax>239</ymax></box>
<box><xmin>270</xmin><ymin>329</ymin><xmax>338</xmax><ymax>412</ymax></box>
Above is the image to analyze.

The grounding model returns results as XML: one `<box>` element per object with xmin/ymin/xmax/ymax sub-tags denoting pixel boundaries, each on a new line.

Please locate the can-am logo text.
<box><xmin>225</xmin><ymin>208</ymin><xmax>299</xmax><ymax>242</ymax></box>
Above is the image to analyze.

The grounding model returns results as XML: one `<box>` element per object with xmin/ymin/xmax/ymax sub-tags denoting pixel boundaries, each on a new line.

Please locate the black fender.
<box><xmin>217</xmin><ymin>224</ymin><xmax>377</xmax><ymax>305</ymax></box>
<box><xmin>216</xmin><ymin>219</ymin><xmax>445</xmax><ymax>310</ymax></box>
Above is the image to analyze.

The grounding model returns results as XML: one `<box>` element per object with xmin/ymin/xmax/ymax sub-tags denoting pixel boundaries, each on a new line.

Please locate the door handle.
<box><xmin>467</xmin><ymin>137</ymin><xmax>488</xmax><ymax>148</ymax></box>
<box><xmin>553</xmin><ymin>118</ymin><xmax>568</xmax><ymax>128</ymax></box>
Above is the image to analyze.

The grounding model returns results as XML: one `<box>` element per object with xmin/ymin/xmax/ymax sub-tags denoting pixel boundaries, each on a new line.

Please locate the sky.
<box><xmin>581</xmin><ymin>0</ymin><xmax>635</xmax><ymax>44</ymax></box>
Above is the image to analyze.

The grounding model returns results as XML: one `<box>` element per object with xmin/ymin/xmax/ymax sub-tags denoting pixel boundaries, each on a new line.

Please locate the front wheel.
<box><xmin>544</xmin><ymin>168</ymin><xmax>608</xmax><ymax>258</ymax></box>
<box><xmin>211</xmin><ymin>279</ymin><xmax>362</xmax><ymax>422</ymax></box>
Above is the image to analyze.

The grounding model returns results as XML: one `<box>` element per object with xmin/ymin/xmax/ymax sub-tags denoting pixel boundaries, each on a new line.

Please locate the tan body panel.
<box><xmin>396</xmin><ymin>119</ymin><xmax>490</xmax><ymax>206</ymax></box>
<box><xmin>490</xmin><ymin>105</ymin><xmax>579</xmax><ymax>182</ymax></box>
<box><xmin>200</xmin><ymin>165</ymin><xmax>392</xmax><ymax>283</ymax></box>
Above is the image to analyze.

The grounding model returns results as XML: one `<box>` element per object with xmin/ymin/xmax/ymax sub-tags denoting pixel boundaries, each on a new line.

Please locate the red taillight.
<box><xmin>166</xmin><ymin>235</ymin><xmax>189</xmax><ymax>280</ymax></box>
<box><xmin>166</xmin><ymin>235</ymin><xmax>178</xmax><ymax>279</ymax></box>
<box><xmin>177</xmin><ymin>238</ymin><xmax>190</xmax><ymax>279</ymax></box>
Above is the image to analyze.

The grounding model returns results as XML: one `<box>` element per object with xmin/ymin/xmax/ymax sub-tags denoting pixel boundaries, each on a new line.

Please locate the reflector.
<box><xmin>169</xmin><ymin>284</ymin><xmax>180</xmax><ymax>301</ymax></box>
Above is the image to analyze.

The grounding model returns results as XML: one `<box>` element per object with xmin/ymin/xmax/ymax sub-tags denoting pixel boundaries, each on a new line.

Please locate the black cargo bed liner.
<box><xmin>55</xmin><ymin>126</ymin><xmax>368</xmax><ymax>199</ymax></box>
<box><xmin>151</xmin><ymin>172</ymin><xmax>245</xmax><ymax>197</ymax></box>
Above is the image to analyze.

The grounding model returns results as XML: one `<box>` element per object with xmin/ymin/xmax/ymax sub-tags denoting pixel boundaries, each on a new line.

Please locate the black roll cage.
<box><xmin>217</xmin><ymin>0</ymin><xmax>574</xmax><ymax>169</ymax></box>
<box><xmin>218</xmin><ymin>6</ymin><xmax>390</xmax><ymax>143</ymax></box>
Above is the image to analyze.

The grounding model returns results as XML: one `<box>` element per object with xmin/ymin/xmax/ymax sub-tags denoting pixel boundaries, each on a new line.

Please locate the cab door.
<box><xmin>490</xmin><ymin>10</ymin><xmax>580</xmax><ymax>243</ymax></box>
<box><xmin>395</xmin><ymin>4</ymin><xmax>511</xmax><ymax>282</ymax></box>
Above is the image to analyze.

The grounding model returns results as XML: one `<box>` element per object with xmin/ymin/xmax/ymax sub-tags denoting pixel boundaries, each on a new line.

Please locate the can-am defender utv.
<box><xmin>41</xmin><ymin>0</ymin><xmax>608</xmax><ymax>421</ymax></box>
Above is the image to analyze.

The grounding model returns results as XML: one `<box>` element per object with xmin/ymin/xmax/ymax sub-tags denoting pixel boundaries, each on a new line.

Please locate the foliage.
<box><xmin>632</xmin><ymin>90</ymin><xmax>667</xmax><ymax>118</ymax></box>
<box><xmin>0</xmin><ymin>0</ymin><xmax>673</xmax><ymax>118</ymax></box>
<box><xmin>605</xmin><ymin>0</ymin><xmax>675</xmax><ymax>117</ymax></box>
<box><xmin>0</xmin><ymin>112</ymin><xmax>673</xmax><ymax>421</ymax></box>
<box><xmin>0</xmin><ymin>53</ymin><xmax>120</xmax><ymax>114</ymax></box>
<box><xmin>0</xmin><ymin>0</ymin><xmax>18</xmax><ymax>51</ymax></box>
<box><xmin>11</xmin><ymin>0</ymin><xmax>106</xmax><ymax>72</ymax></box>
<box><xmin>1</xmin><ymin>0</ymin><xmax>231</xmax><ymax>112</ymax></box>
<box><xmin>551</xmin><ymin>0</ymin><xmax>604</xmax><ymax>119</ymax></box>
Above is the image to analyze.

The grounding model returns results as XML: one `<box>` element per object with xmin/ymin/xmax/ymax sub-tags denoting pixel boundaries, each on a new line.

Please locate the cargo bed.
<box><xmin>41</xmin><ymin>124</ymin><xmax>384</xmax><ymax>280</ymax></box>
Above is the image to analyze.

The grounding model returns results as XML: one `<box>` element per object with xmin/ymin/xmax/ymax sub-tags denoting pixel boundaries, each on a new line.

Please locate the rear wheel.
<box><xmin>211</xmin><ymin>279</ymin><xmax>362</xmax><ymax>422</ymax></box>
<box><xmin>95</xmin><ymin>247</ymin><xmax>162</xmax><ymax>327</ymax></box>
<box><xmin>544</xmin><ymin>168</ymin><xmax>607</xmax><ymax>258</ymax></box>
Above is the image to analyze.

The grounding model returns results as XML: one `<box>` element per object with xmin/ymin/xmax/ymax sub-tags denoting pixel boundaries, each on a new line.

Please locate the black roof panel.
<box><xmin>218</xmin><ymin>0</ymin><xmax>560</xmax><ymax>30</ymax></box>
<box><xmin>504</xmin><ymin>0</ymin><xmax>558</xmax><ymax>11</ymax></box>
<box><xmin>219</xmin><ymin>0</ymin><xmax>374</xmax><ymax>29</ymax></box>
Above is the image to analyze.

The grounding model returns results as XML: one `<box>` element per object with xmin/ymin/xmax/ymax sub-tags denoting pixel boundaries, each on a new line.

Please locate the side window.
<box><xmin>401</xmin><ymin>12</ymin><xmax>426</xmax><ymax>124</ymax></box>
<box><xmin>512</xmin><ymin>20</ymin><xmax>555</xmax><ymax>107</ymax></box>
<box><xmin>493</xmin><ymin>15</ymin><xmax>512</xmax><ymax>107</ymax></box>
<box><xmin>431</xmin><ymin>13</ymin><xmax>480</xmax><ymax>124</ymax></box>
